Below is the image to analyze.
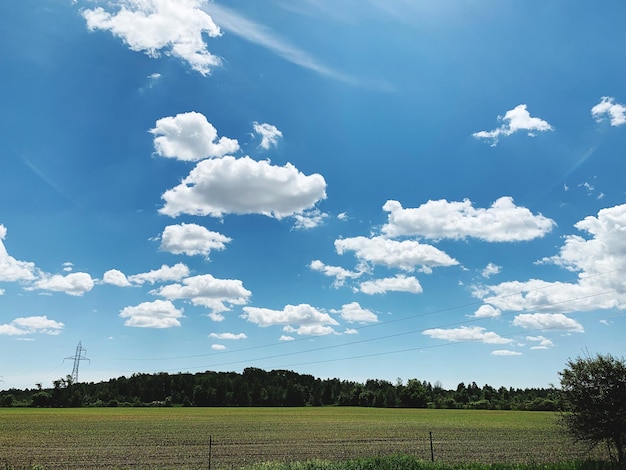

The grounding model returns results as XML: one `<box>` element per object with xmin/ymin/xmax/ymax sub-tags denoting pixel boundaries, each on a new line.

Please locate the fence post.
<box><xmin>208</xmin><ymin>435</ymin><xmax>212</xmax><ymax>470</ymax></box>
<box><xmin>429</xmin><ymin>431</ymin><xmax>434</xmax><ymax>462</ymax></box>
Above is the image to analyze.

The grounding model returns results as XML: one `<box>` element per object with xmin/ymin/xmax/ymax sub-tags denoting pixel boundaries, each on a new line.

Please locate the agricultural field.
<box><xmin>0</xmin><ymin>407</ymin><xmax>602</xmax><ymax>469</ymax></box>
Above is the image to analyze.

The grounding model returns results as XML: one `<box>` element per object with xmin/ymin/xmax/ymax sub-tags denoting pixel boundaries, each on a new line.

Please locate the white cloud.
<box><xmin>208</xmin><ymin>313</ymin><xmax>225</xmax><ymax>322</ymax></box>
<box><xmin>119</xmin><ymin>299</ymin><xmax>184</xmax><ymax>328</ymax></box>
<box><xmin>279</xmin><ymin>335</ymin><xmax>295</xmax><ymax>341</ymax></box>
<box><xmin>253</xmin><ymin>122</ymin><xmax>283</xmax><ymax>149</ymax></box>
<box><xmin>151</xmin><ymin>112</ymin><xmax>239</xmax><ymax>161</ymax></box>
<box><xmin>480</xmin><ymin>204</ymin><xmax>626</xmax><ymax>315</ymax></box>
<box><xmin>292</xmin><ymin>209</ymin><xmax>329</xmax><ymax>230</ymax></box>
<box><xmin>512</xmin><ymin>313</ymin><xmax>584</xmax><ymax>333</ymax></box>
<box><xmin>0</xmin><ymin>316</ymin><xmax>65</xmax><ymax>336</ymax></box>
<box><xmin>152</xmin><ymin>273</ymin><xmax>251</xmax><ymax>313</ymax></box>
<box><xmin>479</xmin><ymin>278</ymin><xmax>619</xmax><ymax>314</ymax></box>
<box><xmin>211</xmin><ymin>344</ymin><xmax>226</xmax><ymax>350</ymax></box>
<box><xmin>309</xmin><ymin>259</ymin><xmax>365</xmax><ymax>288</ymax></box>
<box><xmin>546</xmin><ymin>204</ymin><xmax>626</xmax><ymax>275</ymax></box>
<box><xmin>209</xmin><ymin>332</ymin><xmax>247</xmax><ymax>340</ymax></box>
<box><xmin>201</xmin><ymin>2</ymin><xmax>356</xmax><ymax>85</ymax></box>
<box><xmin>283</xmin><ymin>324</ymin><xmax>336</xmax><ymax>336</ymax></box>
<box><xmin>472</xmin><ymin>304</ymin><xmax>501</xmax><ymax>318</ymax></box>
<box><xmin>591</xmin><ymin>96</ymin><xmax>626</xmax><ymax>127</ymax></box>
<box><xmin>160</xmin><ymin>223</ymin><xmax>231</xmax><ymax>258</ymax></box>
<box><xmin>128</xmin><ymin>263</ymin><xmax>190</xmax><ymax>285</ymax></box>
<box><xmin>32</xmin><ymin>272</ymin><xmax>95</xmax><ymax>296</ymax></box>
<box><xmin>491</xmin><ymin>350</ymin><xmax>522</xmax><ymax>356</ymax></box>
<box><xmin>526</xmin><ymin>335</ymin><xmax>555</xmax><ymax>350</ymax></box>
<box><xmin>82</xmin><ymin>0</ymin><xmax>222</xmax><ymax>76</ymax></box>
<box><xmin>382</xmin><ymin>197</ymin><xmax>555</xmax><ymax>241</ymax></box>
<box><xmin>332</xmin><ymin>302</ymin><xmax>378</xmax><ymax>324</ymax></box>
<box><xmin>159</xmin><ymin>155</ymin><xmax>327</xmax><ymax>219</ymax></box>
<box><xmin>423</xmin><ymin>325</ymin><xmax>513</xmax><ymax>344</ymax></box>
<box><xmin>481</xmin><ymin>263</ymin><xmax>501</xmax><ymax>278</ymax></box>
<box><xmin>102</xmin><ymin>269</ymin><xmax>132</xmax><ymax>287</ymax></box>
<box><xmin>359</xmin><ymin>275</ymin><xmax>423</xmax><ymax>295</ymax></box>
<box><xmin>473</xmin><ymin>104</ymin><xmax>553</xmax><ymax>146</ymax></box>
<box><xmin>1</xmin><ymin>225</ymin><xmax>96</xmax><ymax>296</ymax></box>
<box><xmin>335</xmin><ymin>236</ymin><xmax>458</xmax><ymax>273</ymax></box>
<box><xmin>0</xmin><ymin>225</ymin><xmax>39</xmax><ymax>282</ymax></box>
<box><xmin>243</xmin><ymin>303</ymin><xmax>339</xmax><ymax>329</ymax></box>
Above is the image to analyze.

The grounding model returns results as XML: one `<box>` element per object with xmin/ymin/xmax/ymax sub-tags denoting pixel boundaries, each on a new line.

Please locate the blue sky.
<box><xmin>1</xmin><ymin>0</ymin><xmax>626</xmax><ymax>391</ymax></box>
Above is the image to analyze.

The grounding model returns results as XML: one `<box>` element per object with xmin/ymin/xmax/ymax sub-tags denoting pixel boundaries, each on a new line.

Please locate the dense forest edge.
<box><xmin>0</xmin><ymin>367</ymin><xmax>560</xmax><ymax>410</ymax></box>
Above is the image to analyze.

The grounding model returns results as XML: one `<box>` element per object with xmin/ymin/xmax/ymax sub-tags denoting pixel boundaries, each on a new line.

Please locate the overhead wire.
<box><xmin>93</xmin><ymin>267</ymin><xmax>626</xmax><ymax>376</ymax></box>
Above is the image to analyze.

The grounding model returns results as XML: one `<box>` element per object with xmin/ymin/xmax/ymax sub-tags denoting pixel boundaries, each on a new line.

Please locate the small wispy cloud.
<box><xmin>253</xmin><ymin>122</ymin><xmax>283</xmax><ymax>149</ymax></box>
<box><xmin>473</xmin><ymin>104</ymin><xmax>553</xmax><ymax>146</ymax></box>
<box><xmin>201</xmin><ymin>3</ymin><xmax>357</xmax><ymax>86</ymax></box>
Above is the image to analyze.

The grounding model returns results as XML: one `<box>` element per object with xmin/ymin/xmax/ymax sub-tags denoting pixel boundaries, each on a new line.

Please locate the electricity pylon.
<box><xmin>64</xmin><ymin>341</ymin><xmax>89</xmax><ymax>383</ymax></box>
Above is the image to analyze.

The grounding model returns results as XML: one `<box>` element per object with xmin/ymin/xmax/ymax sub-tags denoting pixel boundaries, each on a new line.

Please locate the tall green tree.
<box><xmin>559</xmin><ymin>353</ymin><xmax>626</xmax><ymax>467</ymax></box>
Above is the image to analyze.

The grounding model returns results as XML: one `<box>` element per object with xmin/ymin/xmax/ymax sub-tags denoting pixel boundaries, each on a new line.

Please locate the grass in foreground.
<box><xmin>244</xmin><ymin>456</ymin><xmax>616</xmax><ymax>470</ymax></box>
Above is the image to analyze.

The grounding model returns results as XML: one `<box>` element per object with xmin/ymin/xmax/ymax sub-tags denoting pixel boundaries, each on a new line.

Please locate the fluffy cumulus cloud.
<box><xmin>332</xmin><ymin>302</ymin><xmax>378</xmax><ymax>323</ymax></box>
<box><xmin>82</xmin><ymin>0</ymin><xmax>222</xmax><ymax>76</ymax></box>
<box><xmin>253</xmin><ymin>122</ymin><xmax>283</xmax><ymax>149</ymax></box>
<box><xmin>243</xmin><ymin>303</ymin><xmax>339</xmax><ymax>331</ymax></box>
<box><xmin>512</xmin><ymin>313</ymin><xmax>584</xmax><ymax>333</ymax></box>
<box><xmin>1</xmin><ymin>225</ymin><xmax>96</xmax><ymax>296</ymax></box>
<box><xmin>128</xmin><ymin>263</ymin><xmax>190</xmax><ymax>285</ymax></box>
<box><xmin>591</xmin><ymin>96</ymin><xmax>626</xmax><ymax>127</ymax></box>
<box><xmin>423</xmin><ymin>326</ymin><xmax>513</xmax><ymax>344</ymax></box>
<box><xmin>473</xmin><ymin>104</ymin><xmax>553</xmax><ymax>146</ymax></box>
<box><xmin>547</xmin><ymin>204</ymin><xmax>626</xmax><ymax>275</ymax></box>
<box><xmin>102</xmin><ymin>269</ymin><xmax>132</xmax><ymax>287</ymax></box>
<box><xmin>152</xmin><ymin>273</ymin><xmax>251</xmax><ymax>313</ymax></box>
<box><xmin>151</xmin><ymin>112</ymin><xmax>239</xmax><ymax>161</ymax></box>
<box><xmin>209</xmin><ymin>332</ymin><xmax>247</xmax><ymax>340</ymax></box>
<box><xmin>382</xmin><ymin>197</ymin><xmax>555</xmax><ymax>242</ymax></box>
<box><xmin>0</xmin><ymin>316</ymin><xmax>65</xmax><ymax>336</ymax></box>
<box><xmin>31</xmin><ymin>272</ymin><xmax>95</xmax><ymax>296</ymax></box>
<box><xmin>481</xmin><ymin>263</ymin><xmax>501</xmax><ymax>278</ymax></box>
<box><xmin>358</xmin><ymin>275</ymin><xmax>423</xmax><ymax>295</ymax></box>
<box><xmin>0</xmin><ymin>225</ymin><xmax>38</xmax><ymax>282</ymax></box>
<box><xmin>480</xmin><ymin>204</ymin><xmax>626</xmax><ymax>315</ymax></box>
<box><xmin>159</xmin><ymin>156</ymin><xmax>327</xmax><ymax>219</ymax></box>
<box><xmin>472</xmin><ymin>304</ymin><xmax>501</xmax><ymax>318</ymax></box>
<box><xmin>283</xmin><ymin>324</ymin><xmax>337</xmax><ymax>336</ymax></box>
<box><xmin>479</xmin><ymin>278</ymin><xmax>618</xmax><ymax>315</ymax></box>
<box><xmin>491</xmin><ymin>350</ymin><xmax>522</xmax><ymax>356</ymax></box>
<box><xmin>526</xmin><ymin>335</ymin><xmax>555</xmax><ymax>350</ymax></box>
<box><xmin>119</xmin><ymin>299</ymin><xmax>184</xmax><ymax>328</ymax></box>
<box><xmin>160</xmin><ymin>223</ymin><xmax>231</xmax><ymax>257</ymax></box>
<box><xmin>309</xmin><ymin>260</ymin><xmax>365</xmax><ymax>288</ymax></box>
<box><xmin>335</xmin><ymin>236</ymin><xmax>458</xmax><ymax>273</ymax></box>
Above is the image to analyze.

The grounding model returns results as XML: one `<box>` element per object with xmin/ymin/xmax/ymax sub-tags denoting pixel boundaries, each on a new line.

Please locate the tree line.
<box><xmin>0</xmin><ymin>367</ymin><xmax>559</xmax><ymax>410</ymax></box>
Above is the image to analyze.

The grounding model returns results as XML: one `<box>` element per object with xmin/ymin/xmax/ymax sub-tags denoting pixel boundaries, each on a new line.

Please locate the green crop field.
<box><xmin>0</xmin><ymin>407</ymin><xmax>603</xmax><ymax>469</ymax></box>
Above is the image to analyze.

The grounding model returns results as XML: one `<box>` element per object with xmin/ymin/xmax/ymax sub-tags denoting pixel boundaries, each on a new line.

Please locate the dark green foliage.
<box><xmin>31</xmin><ymin>391</ymin><xmax>52</xmax><ymax>408</ymax></box>
<box><xmin>559</xmin><ymin>354</ymin><xmax>626</xmax><ymax>467</ymax></box>
<box><xmin>1</xmin><ymin>367</ymin><xmax>560</xmax><ymax>410</ymax></box>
